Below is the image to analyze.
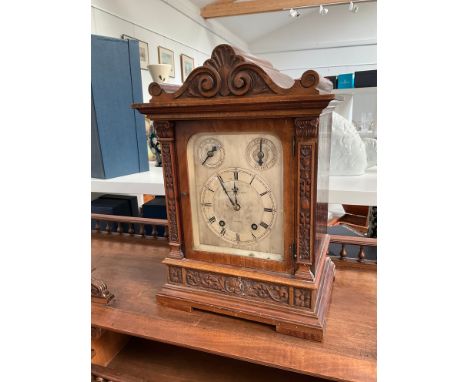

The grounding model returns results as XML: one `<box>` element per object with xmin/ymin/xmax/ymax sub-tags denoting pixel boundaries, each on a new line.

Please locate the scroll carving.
<box><xmin>91</xmin><ymin>278</ymin><xmax>114</xmax><ymax>305</ymax></box>
<box><xmin>168</xmin><ymin>266</ymin><xmax>183</xmax><ymax>284</ymax></box>
<box><xmin>185</xmin><ymin>269</ymin><xmax>289</xmax><ymax>305</ymax></box>
<box><xmin>146</xmin><ymin>45</ymin><xmax>323</xmax><ymax>100</ymax></box>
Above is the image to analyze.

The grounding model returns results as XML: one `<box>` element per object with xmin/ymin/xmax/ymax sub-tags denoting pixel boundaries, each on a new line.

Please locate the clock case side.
<box><xmin>133</xmin><ymin>44</ymin><xmax>337</xmax><ymax>341</ymax></box>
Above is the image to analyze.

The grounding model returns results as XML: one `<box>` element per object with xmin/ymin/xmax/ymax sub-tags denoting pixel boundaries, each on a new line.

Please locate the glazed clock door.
<box><xmin>187</xmin><ymin>132</ymin><xmax>284</xmax><ymax>261</ymax></box>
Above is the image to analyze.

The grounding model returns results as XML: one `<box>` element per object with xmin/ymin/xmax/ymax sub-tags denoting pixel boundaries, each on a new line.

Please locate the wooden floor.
<box><xmin>92</xmin><ymin>233</ymin><xmax>376</xmax><ymax>382</ymax></box>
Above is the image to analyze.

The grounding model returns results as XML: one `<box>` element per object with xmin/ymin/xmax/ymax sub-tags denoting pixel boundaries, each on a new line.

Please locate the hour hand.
<box><xmin>257</xmin><ymin>138</ymin><xmax>264</xmax><ymax>166</ymax></box>
<box><xmin>202</xmin><ymin>146</ymin><xmax>217</xmax><ymax>165</ymax></box>
<box><xmin>232</xmin><ymin>182</ymin><xmax>240</xmax><ymax>210</ymax></box>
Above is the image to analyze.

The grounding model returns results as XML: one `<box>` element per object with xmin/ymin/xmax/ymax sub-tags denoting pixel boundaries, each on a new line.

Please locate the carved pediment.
<box><xmin>148</xmin><ymin>44</ymin><xmax>331</xmax><ymax>100</ymax></box>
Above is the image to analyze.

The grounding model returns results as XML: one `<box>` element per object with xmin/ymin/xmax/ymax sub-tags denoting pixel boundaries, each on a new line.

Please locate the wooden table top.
<box><xmin>92</xmin><ymin>233</ymin><xmax>376</xmax><ymax>382</ymax></box>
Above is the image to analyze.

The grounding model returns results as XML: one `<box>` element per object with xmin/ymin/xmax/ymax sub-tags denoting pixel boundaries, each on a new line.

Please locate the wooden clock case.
<box><xmin>134</xmin><ymin>44</ymin><xmax>337</xmax><ymax>341</ymax></box>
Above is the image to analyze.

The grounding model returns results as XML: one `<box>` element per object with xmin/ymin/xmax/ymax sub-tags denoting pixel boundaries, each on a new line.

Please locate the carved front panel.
<box><xmin>294</xmin><ymin>288</ymin><xmax>312</xmax><ymax>308</ymax></box>
<box><xmin>297</xmin><ymin>144</ymin><xmax>315</xmax><ymax>262</ymax></box>
<box><xmin>295</xmin><ymin>118</ymin><xmax>319</xmax><ymax>268</ymax></box>
<box><xmin>155</xmin><ymin>121</ymin><xmax>183</xmax><ymax>256</ymax></box>
<box><xmin>185</xmin><ymin>269</ymin><xmax>289</xmax><ymax>305</ymax></box>
<box><xmin>168</xmin><ymin>266</ymin><xmax>183</xmax><ymax>284</ymax></box>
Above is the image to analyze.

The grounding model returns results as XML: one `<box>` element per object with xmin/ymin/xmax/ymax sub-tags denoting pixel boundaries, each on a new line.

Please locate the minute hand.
<box><xmin>218</xmin><ymin>177</ymin><xmax>236</xmax><ymax>207</ymax></box>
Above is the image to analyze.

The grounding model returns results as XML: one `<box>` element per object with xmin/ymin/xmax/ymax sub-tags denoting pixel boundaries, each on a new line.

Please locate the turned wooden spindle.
<box><xmin>94</xmin><ymin>220</ymin><xmax>100</xmax><ymax>232</ymax></box>
<box><xmin>340</xmin><ymin>244</ymin><xmax>347</xmax><ymax>259</ymax></box>
<box><xmin>139</xmin><ymin>223</ymin><xmax>145</xmax><ymax>236</ymax></box>
<box><xmin>116</xmin><ymin>222</ymin><xmax>123</xmax><ymax>234</ymax></box>
<box><xmin>358</xmin><ymin>245</ymin><xmax>366</xmax><ymax>262</ymax></box>
<box><xmin>128</xmin><ymin>223</ymin><xmax>135</xmax><ymax>235</ymax></box>
<box><xmin>105</xmin><ymin>222</ymin><xmax>111</xmax><ymax>234</ymax></box>
<box><xmin>151</xmin><ymin>225</ymin><xmax>157</xmax><ymax>237</ymax></box>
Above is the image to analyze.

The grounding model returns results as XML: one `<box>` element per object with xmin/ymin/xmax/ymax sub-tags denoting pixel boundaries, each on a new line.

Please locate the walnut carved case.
<box><xmin>134</xmin><ymin>44</ymin><xmax>337</xmax><ymax>341</ymax></box>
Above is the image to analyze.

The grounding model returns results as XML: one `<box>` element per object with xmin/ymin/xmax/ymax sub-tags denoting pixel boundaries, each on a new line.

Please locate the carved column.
<box><xmin>155</xmin><ymin>121</ymin><xmax>184</xmax><ymax>258</ymax></box>
<box><xmin>295</xmin><ymin>117</ymin><xmax>319</xmax><ymax>279</ymax></box>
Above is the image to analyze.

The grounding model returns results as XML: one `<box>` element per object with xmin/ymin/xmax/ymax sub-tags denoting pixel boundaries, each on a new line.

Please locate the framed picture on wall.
<box><xmin>180</xmin><ymin>54</ymin><xmax>195</xmax><ymax>82</ymax></box>
<box><xmin>158</xmin><ymin>46</ymin><xmax>175</xmax><ymax>78</ymax></box>
<box><xmin>121</xmin><ymin>34</ymin><xmax>149</xmax><ymax>70</ymax></box>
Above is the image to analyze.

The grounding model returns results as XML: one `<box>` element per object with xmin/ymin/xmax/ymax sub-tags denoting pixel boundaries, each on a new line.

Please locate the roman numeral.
<box><xmin>260</xmin><ymin>221</ymin><xmax>269</xmax><ymax>229</ymax></box>
<box><xmin>220</xmin><ymin>228</ymin><xmax>226</xmax><ymax>236</ymax></box>
<box><xmin>208</xmin><ymin>216</ymin><xmax>216</xmax><ymax>224</ymax></box>
<box><xmin>250</xmin><ymin>175</ymin><xmax>256</xmax><ymax>185</ymax></box>
<box><xmin>234</xmin><ymin>171</ymin><xmax>238</xmax><ymax>180</ymax></box>
<box><xmin>202</xmin><ymin>202</ymin><xmax>212</xmax><ymax>207</ymax></box>
<box><xmin>264</xmin><ymin>208</ymin><xmax>273</xmax><ymax>212</ymax></box>
<box><xmin>251</xmin><ymin>233</ymin><xmax>257</xmax><ymax>240</ymax></box>
<box><xmin>205</xmin><ymin>187</ymin><xmax>215</xmax><ymax>192</ymax></box>
<box><xmin>260</xmin><ymin>191</ymin><xmax>269</xmax><ymax>197</ymax></box>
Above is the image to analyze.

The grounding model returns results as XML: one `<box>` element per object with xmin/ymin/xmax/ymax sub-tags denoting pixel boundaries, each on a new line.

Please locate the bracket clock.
<box><xmin>134</xmin><ymin>45</ymin><xmax>337</xmax><ymax>341</ymax></box>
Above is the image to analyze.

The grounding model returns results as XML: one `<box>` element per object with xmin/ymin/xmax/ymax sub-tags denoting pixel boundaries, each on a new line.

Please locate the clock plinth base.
<box><xmin>156</xmin><ymin>251</ymin><xmax>335</xmax><ymax>342</ymax></box>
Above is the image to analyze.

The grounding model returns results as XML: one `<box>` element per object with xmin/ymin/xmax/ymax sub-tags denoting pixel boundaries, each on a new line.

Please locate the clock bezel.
<box><xmin>176</xmin><ymin>118</ymin><xmax>295</xmax><ymax>274</ymax></box>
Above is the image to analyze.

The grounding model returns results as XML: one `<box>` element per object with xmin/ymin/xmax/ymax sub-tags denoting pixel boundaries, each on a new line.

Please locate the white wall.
<box><xmin>91</xmin><ymin>0</ymin><xmax>249</xmax><ymax>101</ymax></box>
<box><xmin>249</xmin><ymin>2</ymin><xmax>377</xmax><ymax>78</ymax></box>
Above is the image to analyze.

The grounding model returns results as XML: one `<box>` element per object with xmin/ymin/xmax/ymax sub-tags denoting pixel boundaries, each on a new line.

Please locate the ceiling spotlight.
<box><xmin>289</xmin><ymin>8</ymin><xmax>300</xmax><ymax>18</ymax></box>
<box><xmin>319</xmin><ymin>5</ymin><xmax>329</xmax><ymax>15</ymax></box>
<box><xmin>348</xmin><ymin>1</ymin><xmax>359</xmax><ymax>13</ymax></box>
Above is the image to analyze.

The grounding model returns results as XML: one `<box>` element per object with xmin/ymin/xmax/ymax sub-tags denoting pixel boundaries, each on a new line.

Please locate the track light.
<box><xmin>289</xmin><ymin>8</ymin><xmax>300</xmax><ymax>18</ymax></box>
<box><xmin>319</xmin><ymin>4</ymin><xmax>328</xmax><ymax>15</ymax></box>
<box><xmin>348</xmin><ymin>1</ymin><xmax>359</xmax><ymax>13</ymax></box>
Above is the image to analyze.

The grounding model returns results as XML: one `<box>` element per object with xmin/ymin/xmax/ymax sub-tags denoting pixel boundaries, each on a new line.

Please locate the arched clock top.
<box><xmin>144</xmin><ymin>44</ymin><xmax>333</xmax><ymax>102</ymax></box>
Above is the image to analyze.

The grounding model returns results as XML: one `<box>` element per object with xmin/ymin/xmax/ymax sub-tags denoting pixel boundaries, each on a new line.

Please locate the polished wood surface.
<box><xmin>92</xmin><ymin>234</ymin><xmax>376</xmax><ymax>382</ymax></box>
<box><xmin>99</xmin><ymin>337</ymin><xmax>326</xmax><ymax>381</ymax></box>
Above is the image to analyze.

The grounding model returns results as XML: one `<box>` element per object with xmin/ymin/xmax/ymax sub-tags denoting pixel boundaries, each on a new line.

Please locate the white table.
<box><xmin>91</xmin><ymin>164</ymin><xmax>165</xmax><ymax>206</ymax></box>
<box><xmin>91</xmin><ymin>164</ymin><xmax>376</xmax><ymax>207</ymax></box>
<box><xmin>329</xmin><ymin>166</ymin><xmax>377</xmax><ymax>206</ymax></box>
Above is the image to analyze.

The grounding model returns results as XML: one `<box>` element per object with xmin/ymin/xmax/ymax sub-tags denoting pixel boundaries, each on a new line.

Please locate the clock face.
<box><xmin>187</xmin><ymin>133</ymin><xmax>284</xmax><ymax>261</ymax></box>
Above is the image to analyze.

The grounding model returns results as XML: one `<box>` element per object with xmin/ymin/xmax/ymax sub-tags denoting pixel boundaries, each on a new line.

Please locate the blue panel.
<box><xmin>337</xmin><ymin>73</ymin><xmax>355</xmax><ymax>89</ymax></box>
<box><xmin>91</xmin><ymin>92</ymin><xmax>105</xmax><ymax>178</ymax></box>
<box><xmin>128</xmin><ymin>41</ymin><xmax>149</xmax><ymax>173</ymax></box>
<box><xmin>91</xmin><ymin>35</ymin><xmax>149</xmax><ymax>178</ymax></box>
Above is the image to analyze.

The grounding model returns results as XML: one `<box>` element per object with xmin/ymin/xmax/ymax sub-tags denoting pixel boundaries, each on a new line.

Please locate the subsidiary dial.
<box><xmin>198</xmin><ymin>138</ymin><xmax>225</xmax><ymax>168</ymax></box>
<box><xmin>246</xmin><ymin>137</ymin><xmax>278</xmax><ymax>170</ymax></box>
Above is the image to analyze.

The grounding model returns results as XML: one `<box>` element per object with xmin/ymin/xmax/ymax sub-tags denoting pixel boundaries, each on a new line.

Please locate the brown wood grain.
<box><xmin>201</xmin><ymin>0</ymin><xmax>365</xmax><ymax>18</ymax></box>
<box><xmin>105</xmin><ymin>337</ymin><xmax>327</xmax><ymax>381</ymax></box>
<box><xmin>91</xmin><ymin>213</ymin><xmax>168</xmax><ymax>227</ymax></box>
<box><xmin>92</xmin><ymin>234</ymin><xmax>376</xmax><ymax>382</ymax></box>
<box><xmin>329</xmin><ymin>235</ymin><xmax>377</xmax><ymax>247</ymax></box>
<box><xmin>91</xmin><ymin>330</ymin><xmax>130</xmax><ymax>367</ymax></box>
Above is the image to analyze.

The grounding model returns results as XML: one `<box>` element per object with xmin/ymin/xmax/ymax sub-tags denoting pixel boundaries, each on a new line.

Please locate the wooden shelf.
<box><xmin>93</xmin><ymin>337</ymin><xmax>325</xmax><ymax>381</ymax></box>
<box><xmin>329</xmin><ymin>166</ymin><xmax>377</xmax><ymax>206</ymax></box>
<box><xmin>332</xmin><ymin>87</ymin><xmax>377</xmax><ymax>95</ymax></box>
<box><xmin>92</xmin><ymin>234</ymin><xmax>376</xmax><ymax>382</ymax></box>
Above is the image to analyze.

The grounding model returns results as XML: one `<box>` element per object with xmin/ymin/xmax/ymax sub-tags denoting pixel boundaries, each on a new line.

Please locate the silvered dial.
<box><xmin>198</xmin><ymin>138</ymin><xmax>225</xmax><ymax>168</ymax></box>
<box><xmin>246</xmin><ymin>137</ymin><xmax>278</xmax><ymax>170</ymax></box>
<box><xmin>200</xmin><ymin>167</ymin><xmax>276</xmax><ymax>246</ymax></box>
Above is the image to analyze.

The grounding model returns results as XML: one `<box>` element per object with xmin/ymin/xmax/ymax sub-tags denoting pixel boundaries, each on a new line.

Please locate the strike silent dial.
<box><xmin>198</xmin><ymin>138</ymin><xmax>225</xmax><ymax>168</ymax></box>
<box><xmin>246</xmin><ymin>137</ymin><xmax>278</xmax><ymax>170</ymax></box>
